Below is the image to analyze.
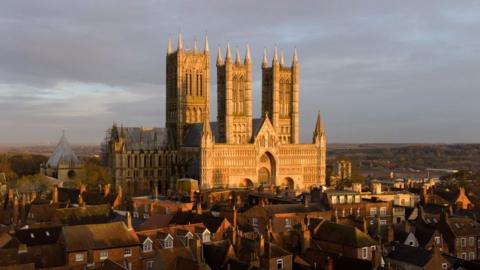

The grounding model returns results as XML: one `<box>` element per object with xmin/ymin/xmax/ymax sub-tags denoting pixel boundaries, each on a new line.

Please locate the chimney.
<box><xmin>303</xmin><ymin>194</ymin><xmax>309</xmax><ymax>207</ymax></box>
<box><xmin>258</xmin><ymin>234</ymin><xmax>265</xmax><ymax>257</ymax></box>
<box><xmin>103</xmin><ymin>184</ymin><xmax>110</xmax><ymax>197</ymax></box>
<box><xmin>52</xmin><ymin>185</ymin><xmax>58</xmax><ymax>204</ymax></box>
<box><xmin>363</xmin><ymin>216</ymin><xmax>368</xmax><ymax>233</ymax></box>
<box><xmin>80</xmin><ymin>184</ymin><xmax>86</xmax><ymax>194</ymax></box>
<box><xmin>325</xmin><ymin>256</ymin><xmax>334</xmax><ymax>270</ymax></box>
<box><xmin>189</xmin><ymin>238</ymin><xmax>204</xmax><ymax>262</ymax></box>
<box><xmin>18</xmin><ymin>243</ymin><xmax>28</xmax><ymax>254</ymax></box>
<box><xmin>387</xmin><ymin>224</ymin><xmax>394</xmax><ymax>242</ymax></box>
<box><xmin>13</xmin><ymin>195</ymin><xmax>19</xmax><ymax>225</ymax></box>
<box><xmin>78</xmin><ymin>194</ymin><xmax>85</xmax><ymax>208</ymax></box>
<box><xmin>126</xmin><ymin>211</ymin><xmax>133</xmax><ymax>230</ymax></box>
<box><xmin>233</xmin><ymin>205</ymin><xmax>237</xmax><ymax>228</ymax></box>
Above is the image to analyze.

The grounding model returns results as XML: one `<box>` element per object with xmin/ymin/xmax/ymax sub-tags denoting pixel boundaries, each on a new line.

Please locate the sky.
<box><xmin>1</xmin><ymin>0</ymin><xmax>479</xmax><ymax>144</ymax></box>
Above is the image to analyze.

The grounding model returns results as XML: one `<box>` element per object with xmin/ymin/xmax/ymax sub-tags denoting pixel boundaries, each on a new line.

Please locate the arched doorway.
<box><xmin>281</xmin><ymin>177</ymin><xmax>294</xmax><ymax>190</ymax></box>
<box><xmin>258</xmin><ymin>152</ymin><xmax>275</xmax><ymax>185</ymax></box>
<box><xmin>240</xmin><ymin>178</ymin><xmax>254</xmax><ymax>189</ymax></box>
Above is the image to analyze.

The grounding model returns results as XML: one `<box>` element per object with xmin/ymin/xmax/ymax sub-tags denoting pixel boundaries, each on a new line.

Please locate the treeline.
<box><xmin>0</xmin><ymin>153</ymin><xmax>47</xmax><ymax>182</ymax></box>
<box><xmin>328</xmin><ymin>144</ymin><xmax>480</xmax><ymax>171</ymax></box>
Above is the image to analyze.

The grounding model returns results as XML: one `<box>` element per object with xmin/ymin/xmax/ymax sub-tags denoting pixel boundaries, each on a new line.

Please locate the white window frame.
<box><xmin>276</xmin><ymin>258</ymin><xmax>284</xmax><ymax>270</ymax></box>
<box><xmin>143</xmin><ymin>239</ymin><xmax>153</xmax><ymax>253</ymax></box>
<box><xmin>469</xmin><ymin>252</ymin><xmax>475</xmax><ymax>260</ymax></box>
<box><xmin>442</xmin><ymin>263</ymin><xmax>448</xmax><ymax>269</ymax></box>
<box><xmin>339</xmin><ymin>196</ymin><xmax>345</xmax><ymax>204</ymax></box>
<box><xmin>252</xmin><ymin>217</ymin><xmax>259</xmax><ymax>227</ymax></box>
<box><xmin>285</xmin><ymin>218</ymin><xmax>292</xmax><ymax>228</ymax></box>
<box><xmin>362</xmin><ymin>247</ymin><xmax>368</xmax><ymax>259</ymax></box>
<box><xmin>461</xmin><ymin>237</ymin><xmax>466</xmax><ymax>248</ymax></box>
<box><xmin>147</xmin><ymin>260</ymin><xmax>154</xmax><ymax>269</ymax></box>
<box><xmin>203</xmin><ymin>231</ymin><xmax>211</xmax><ymax>243</ymax></box>
<box><xmin>100</xmin><ymin>250</ymin><xmax>108</xmax><ymax>260</ymax></box>
<box><xmin>370</xmin><ymin>207</ymin><xmax>377</xmax><ymax>217</ymax></box>
<box><xmin>331</xmin><ymin>196</ymin><xmax>337</xmax><ymax>204</ymax></box>
<box><xmin>379</xmin><ymin>207</ymin><xmax>387</xmax><ymax>216</ymax></box>
<box><xmin>435</xmin><ymin>236</ymin><xmax>440</xmax><ymax>244</ymax></box>
<box><xmin>124</xmin><ymin>247</ymin><xmax>132</xmax><ymax>257</ymax></box>
<box><xmin>75</xmin><ymin>253</ymin><xmax>84</xmax><ymax>262</ymax></box>
<box><xmin>380</xmin><ymin>220</ymin><xmax>387</xmax><ymax>225</ymax></box>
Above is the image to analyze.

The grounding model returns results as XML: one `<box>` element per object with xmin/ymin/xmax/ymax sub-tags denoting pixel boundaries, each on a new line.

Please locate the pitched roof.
<box><xmin>55</xmin><ymin>204</ymin><xmax>112</xmax><ymax>225</ymax></box>
<box><xmin>62</xmin><ymin>221</ymin><xmax>139</xmax><ymax>252</ymax></box>
<box><xmin>261</xmin><ymin>203</ymin><xmax>327</xmax><ymax>216</ymax></box>
<box><xmin>15</xmin><ymin>226</ymin><xmax>62</xmax><ymax>246</ymax></box>
<box><xmin>46</xmin><ymin>132</ymin><xmax>80</xmax><ymax>168</ymax></box>
<box><xmin>117</xmin><ymin>126</ymin><xmax>169</xmax><ymax>151</ymax></box>
<box><xmin>445</xmin><ymin>216</ymin><xmax>480</xmax><ymax>237</ymax></box>
<box><xmin>169</xmin><ymin>211</ymin><xmax>228</xmax><ymax>233</ymax></box>
<box><xmin>387</xmin><ymin>244</ymin><xmax>432</xmax><ymax>267</ymax></box>
<box><xmin>313</xmin><ymin>220</ymin><xmax>377</xmax><ymax>248</ymax></box>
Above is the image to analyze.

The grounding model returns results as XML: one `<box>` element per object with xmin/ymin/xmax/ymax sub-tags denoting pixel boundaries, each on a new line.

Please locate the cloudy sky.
<box><xmin>1</xmin><ymin>1</ymin><xmax>479</xmax><ymax>144</ymax></box>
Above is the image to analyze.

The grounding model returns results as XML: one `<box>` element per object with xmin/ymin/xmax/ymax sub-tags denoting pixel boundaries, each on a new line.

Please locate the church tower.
<box><xmin>166</xmin><ymin>33</ymin><xmax>210</xmax><ymax>146</ymax></box>
<box><xmin>261</xmin><ymin>47</ymin><xmax>299</xmax><ymax>144</ymax></box>
<box><xmin>216</xmin><ymin>44</ymin><xmax>253</xmax><ymax>144</ymax></box>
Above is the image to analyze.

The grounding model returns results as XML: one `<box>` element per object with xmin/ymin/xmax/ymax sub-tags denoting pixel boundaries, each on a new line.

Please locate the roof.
<box><xmin>15</xmin><ymin>226</ymin><xmax>62</xmax><ymax>246</ymax></box>
<box><xmin>62</xmin><ymin>221</ymin><xmax>139</xmax><ymax>252</ymax></box>
<box><xmin>115</xmin><ymin>126</ymin><xmax>169</xmax><ymax>151</ymax></box>
<box><xmin>46</xmin><ymin>132</ymin><xmax>81</xmax><ymax>168</ymax></box>
<box><xmin>446</xmin><ymin>216</ymin><xmax>480</xmax><ymax>237</ymax></box>
<box><xmin>313</xmin><ymin>220</ymin><xmax>377</xmax><ymax>248</ymax></box>
<box><xmin>262</xmin><ymin>203</ymin><xmax>327</xmax><ymax>215</ymax></box>
<box><xmin>169</xmin><ymin>211</ymin><xmax>228</xmax><ymax>233</ymax></box>
<box><xmin>386</xmin><ymin>244</ymin><xmax>432</xmax><ymax>267</ymax></box>
<box><xmin>203</xmin><ymin>240</ymin><xmax>234</xmax><ymax>270</ymax></box>
<box><xmin>55</xmin><ymin>204</ymin><xmax>112</xmax><ymax>225</ymax></box>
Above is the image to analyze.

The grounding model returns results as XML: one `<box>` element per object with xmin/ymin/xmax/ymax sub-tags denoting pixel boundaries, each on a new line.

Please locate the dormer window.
<box><xmin>143</xmin><ymin>213</ymin><xmax>150</xmax><ymax>219</ymax></box>
<box><xmin>143</xmin><ymin>238</ymin><xmax>153</xmax><ymax>253</ymax></box>
<box><xmin>163</xmin><ymin>238</ymin><xmax>173</xmax><ymax>249</ymax></box>
<box><xmin>285</xmin><ymin>218</ymin><xmax>292</xmax><ymax>228</ymax></box>
<box><xmin>133</xmin><ymin>211</ymin><xmax>139</xmax><ymax>218</ymax></box>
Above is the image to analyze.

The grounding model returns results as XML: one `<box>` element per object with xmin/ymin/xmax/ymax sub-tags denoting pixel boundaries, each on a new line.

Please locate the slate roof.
<box><xmin>169</xmin><ymin>211</ymin><xmax>227</xmax><ymax>233</ymax></box>
<box><xmin>261</xmin><ymin>203</ymin><xmax>327</xmax><ymax>215</ymax></box>
<box><xmin>46</xmin><ymin>132</ymin><xmax>81</xmax><ymax>168</ymax></box>
<box><xmin>62</xmin><ymin>221</ymin><xmax>139</xmax><ymax>252</ymax></box>
<box><xmin>203</xmin><ymin>240</ymin><xmax>233</xmax><ymax>270</ymax></box>
<box><xmin>0</xmin><ymin>244</ymin><xmax>65</xmax><ymax>268</ymax></box>
<box><xmin>55</xmin><ymin>204</ymin><xmax>112</xmax><ymax>225</ymax></box>
<box><xmin>445</xmin><ymin>216</ymin><xmax>480</xmax><ymax>237</ymax></box>
<box><xmin>313</xmin><ymin>220</ymin><xmax>377</xmax><ymax>248</ymax></box>
<box><xmin>15</xmin><ymin>226</ymin><xmax>62</xmax><ymax>246</ymax></box>
<box><xmin>387</xmin><ymin>243</ymin><xmax>432</xmax><ymax>267</ymax></box>
<box><xmin>116</xmin><ymin>126</ymin><xmax>169</xmax><ymax>151</ymax></box>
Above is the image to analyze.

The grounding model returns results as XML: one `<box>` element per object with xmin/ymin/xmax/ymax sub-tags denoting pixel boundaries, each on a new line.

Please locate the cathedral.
<box><xmin>106</xmin><ymin>34</ymin><xmax>326</xmax><ymax>196</ymax></box>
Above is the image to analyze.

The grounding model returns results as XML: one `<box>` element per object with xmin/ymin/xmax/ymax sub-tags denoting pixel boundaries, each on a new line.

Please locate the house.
<box><xmin>386</xmin><ymin>243</ymin><xmax>450</xmax><ymax>270</ymax></box>
<box><xmin>311</xmin><ymin>220</ymin><xmax>378</xmax><ymax>261</ymax></box>
<box><xmin>60</xmin><ymin>221</ymin><xmax>141</xmax><ymax>269</ymax></box>
<box><xmin>439</xmin><ymin>214</ymin><xmax>480</xmax><ymax>260</ymax></box>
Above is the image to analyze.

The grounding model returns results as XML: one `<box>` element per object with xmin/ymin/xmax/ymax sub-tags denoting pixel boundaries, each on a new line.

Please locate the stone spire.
<box><xmin>216</xmin><ymin>46</ymin><xmax>223</xmax><ymax>65</ymax></box>
<box><xmin>293</xmin><ymin>47</ymin><xmax>298</xmax><ymax>64</ymax></box>
<box><xmin>235</xmin><ymin>47</ymin><xmax>241</xmax><ymax>64</ymax></box>
<box><xmin>225</xmin><ymin>43</ymin><xmax>232</xmax><ymax>63</ymax></box>
<box><xmin>313</xmin><ymin>111</ymin><xmax>325</xmax><ymax>140</ymax></box>
<box><xmin>272</xmin><ymin>46</ymin><xmax>278</xmax><ymax>65</ymax></box>
<box><xmin>204</xmin><ymin>34</ymin><xmax>209</xmax><ymax>53</ymax></box>
<box><xmin>177</xmin><ymin>32</ymin><xmax>183</xmax><ymax>50</ymax></box>
<box><xmin>201</xmin><ymin>115</ymin><xmax>214</xmax><ymax>145</ymax></box>
<box><xmin>193</xmin><ymin>38</ymin><xmax>198</xmax><ymax>53</ymax></box>
<box><xmin>262</xmin><ymin>48</ymin><xmax>268</xmax><ymax>67</ymax></box>
<box><xmin>280</xmin><ymin>49</ymin><xmax>285</xmax><ymax>66</ymax></box>
<box><xmin>244</xmin><ymin>44</ymin><xmax>251</xmax><ymax>64</ymax></box>
<box><xmin>167</xmin><ymin>35</ymin><xmax>173</xmax><ymax>54</ymax></box>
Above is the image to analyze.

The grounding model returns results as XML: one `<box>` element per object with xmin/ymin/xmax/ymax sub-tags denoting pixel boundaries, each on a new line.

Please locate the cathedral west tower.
<box><xmin>261</xmin><ymin>47</ymin><xmax>299</xmax><ymax>144</ymax></box>
<box><xmin>166</xmin><ymin>33</ymin><xmax>211</xmax><ymax>146</ymax></box>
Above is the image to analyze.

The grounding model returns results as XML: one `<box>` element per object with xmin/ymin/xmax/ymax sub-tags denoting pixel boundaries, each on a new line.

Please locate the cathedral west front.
<box><xmin>106</xmin><ymin>34</ymin><xmax>326</xmax><ymax>196</ymax></box>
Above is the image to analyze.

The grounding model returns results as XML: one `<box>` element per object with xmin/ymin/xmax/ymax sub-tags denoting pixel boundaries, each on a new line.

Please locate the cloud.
<box><xmin>0</xmin><ymin>0</ymin><xmax>479</xmax><ymax>143</ymax></box>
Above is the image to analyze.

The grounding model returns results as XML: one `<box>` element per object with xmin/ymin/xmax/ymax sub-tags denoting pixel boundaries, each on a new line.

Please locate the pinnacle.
<box><xmin>177</xmin><ymin>32</ymin><xmax>183</xmax><ymax>50</ymax></box>
<box><xmin>235</xmin><ymin>47</ymin><xmax>241</xmax><ymax>64</ymax></box>
<box><xmin>204</xmin><ymin>34</ymin><xmax>209</xmax><ymax>53</ymax></box>
<box><xmin>226</xmin><ymin>42</ymin><xmax>232</xmax><ymax>62</ymax></box>
<box><xmin>245</xmin><ymin>44</ymin><xmax>251</xmax><ymax>63</ymax></box>
<box><xmin>262</xmin><ymin>48</ymin><xmax>268</xmax><ymax>67</ymax></box>
<box><xmin>216</xmin><ymin>46</ymin><xmax>223</xmax><ymax>65</ymax></box>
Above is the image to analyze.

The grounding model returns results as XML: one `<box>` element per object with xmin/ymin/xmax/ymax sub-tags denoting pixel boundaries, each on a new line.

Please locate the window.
<box><xmin>469</xmin><ymin>237</ymin><xmax>475</xmax><ymax>247</ymax></box>
<box><xmin>435</xmin><ymin>236</ymin><xmax>440</xmax><ymax>244</ymax></box>
<box><xmin>461</xmin><ymin>238</ymin><xmax>466</xmax><ymax>248</ymax></box>
<box><xmin>75</xmin><ymin>253</ymin><xmax>84</xmax><ymax>262</ymax></box>
<box><xmin>147</xmin><ymin>260</ymin><xmax>154</xmax><ymax>269</ymax></box>
<box><xmin>164</xmin><ymin>239</ymin><xmax>173</xmax><ymax>249</ymax></box>
<box><xmin>347</xmin><ymin>196</ymin><xmax>353</xmax><ymax>203</ymax></box>
<box><xmin>331</xmin><ymin>196</ymin><xmax>337</xmax><ymax>204</ymax></box>
<box><xmin>469</xmin><ymin>252</ymin><xmax>475</xmax><ymax>260</ymax></box>
<box><xmin>362</xmin><ymin>247</ymin><xmax>368</xmax><ymax>259</ymax></box>
<box><xmin>380</xmin><ymin>220</ymin><xmax>387</xmax><ymax>225</ymax></box>
<box><xmin>285</xmin><ymin>218</ymin><xmax>292</xmax><ymax>228</ymax></box>
<box><xmin>144</xmin><ymin>204</ymin><xmax>149</xmax><ymax>212</ymax></box>
<box><xmin>100</xmin><ymin>250</ymin><xmax>108</xmax><ymax>260</ymax></box>
<box><xmin>143</xmin><ymin>239</ymin><xmax>153</xmax><ymax>253</ymax></box>
<box><xmin>442</xmin><ymin>263</ymin><xmax>448</xmax><ymax>269</ymax></box>
<box><xmin>124</xmin><ymin>248</ymin><xmax>132</xmax><ymax>257</ymax></box>
<box><xmin>252</xmin><ymin>218</ymin><xmax>259</xmax><ymax>227</ymax></box>
<box><xmin>339</xmin><ymin>196</ymin><xmax>345</xmax><ymax>204</ymax></box>
<box><xmin>461</xmin><ymin>252</ymin><xmax>467</xmax><ymax>260</ymax></box>
<box><xmin>355</xmin><ymin>196</ymin><xmax>361</xmax><ymax>203</ymax></box>
<box><xmin>370</xmin><ymin>207</ymin><xmax>377</xmax><ymax>217</ymax></box>
<box><xmin>276</xmin><ymin>259</ymin><xmax>284</xmax><ymax>270</ymax></box>
<box><xmin>379</xmin><ymin>207</ymin><xmax>387</xmax><ymax>216</ymax></box>
<box><xmin>203</xmin><ymin>231</ymin><xmax>211</xmax><ymax>243</ymax></box>
<box><xmin>143</xmin><ymin>213</ymin><xmax>150</xmax><ymax>219</ymax></box>
<box><xmin>133</xmin><ymin>211</ymin><xmax>139</xmax><ymax>218</ymax></box>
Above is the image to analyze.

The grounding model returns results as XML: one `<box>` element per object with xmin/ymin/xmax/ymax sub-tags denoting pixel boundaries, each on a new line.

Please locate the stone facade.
<box><xmin>106</xmin><ymin>34</ymin><xmax>326</xmax><ymax>196</ymax></box>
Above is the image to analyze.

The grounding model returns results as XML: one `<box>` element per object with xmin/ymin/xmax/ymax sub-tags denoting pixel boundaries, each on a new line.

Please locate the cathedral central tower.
<box><xmin>166</xmin><ymin>33</ymin><xmax>210</xmax><ymax>146</ymax></box>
